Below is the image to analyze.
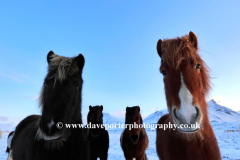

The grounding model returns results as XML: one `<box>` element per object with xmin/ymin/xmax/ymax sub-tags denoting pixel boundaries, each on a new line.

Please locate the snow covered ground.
<box><xmin>0</xmin><ymin>100</ymin><xmax>240</xmax><ymax>159</ymax></box>
<box><xmin>1</xmin><ymin>128</ymin><xmax>239</xmax><ymax>159</ymax></box>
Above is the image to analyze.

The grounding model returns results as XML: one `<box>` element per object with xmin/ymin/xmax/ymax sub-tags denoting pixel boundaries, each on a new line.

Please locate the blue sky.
<box><xmin>0</xmin><ymin>1</ymin><xmax>240</xmax><ymax>125</ymax></box>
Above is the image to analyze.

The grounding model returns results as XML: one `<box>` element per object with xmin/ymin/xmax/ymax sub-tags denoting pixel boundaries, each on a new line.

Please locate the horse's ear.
<box><xmin>137</xmin><ymin>106</ymin><xmax>140</xmax><ymax>112</ymax></box>
<box><xmin>126</xmin><ymin>107</ymin><xmax>129</xmax><ymax>112</ymax></box>
<box><xmin>75</xmin><ymin>54</ymin><xmax>85</xmax><ymax>71</ymax></box>
<box><xmin>157</xmin><ymin>39</ymin><xmax>163</xmax><ymax>58</ymax></box>
<box><xmin>100</xmin><ymin>105</ymin><xmax>103</xmax><ymax>111</ymax></box>
<box><xmin>89</xmin><ymin>105</ymin><xmax>92</xmax><ymax>111</ymax></box>
<box><xmin>189</xmin><ymin>31</ymin><xmax>198</xmax><ymax>49</ymax></box>
<box><xmin>47</xmin><ymin>51</ymin><xmax>55</xmax><ymax>64</ymax></box>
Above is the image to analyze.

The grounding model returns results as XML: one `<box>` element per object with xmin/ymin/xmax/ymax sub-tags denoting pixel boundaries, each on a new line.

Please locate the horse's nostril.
<box><xmin>195</xmin><ymin>107</ymin><xmax>198</xmax><ymax>118</ymax></box>
<box><xmin>40</xmin><ymin>118</ymin><xmax>57</xmax><ymax>135</ymax></box>
<box><xmin>47</xmin><ymin>119</ymin><xmax>56</xmax><ymax>134</ymax></box>
<box><xmin>130</xmin><ymin>134</ymin><xmax>139</xmax><ymax>142</ymax></box>
<box><xmin>174</xmin><ymin>108</ymin><xmax>178</xmax><ymax>119</ymax></box>
<box><xmin>173</xmin><ymin>106</ymin><xmax>201</xmax><ymax>125</ymax></box>
<box><xmin>195</xmin><ymin>107</ymin><xmax>201</xmax><ymax>121</ymax></box>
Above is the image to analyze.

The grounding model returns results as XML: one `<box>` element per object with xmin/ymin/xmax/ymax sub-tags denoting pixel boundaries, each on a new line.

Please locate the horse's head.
<box><xmin>157</xmin><ymin>32</ymin><xmax>210</xmax><ymax>134</ymax></box>
<box><xmin>87</xmin><ymin>105</ymin><xmax>103</xmax><ymax>124</ymax></box>
<box><xmin>125</xmin><ymin>106</ymin><xmax>143</xmax><ymax>143</ymax></box>
<box><xmin>87</xmin><ymin>105</ymin><xmax>103</xmax><ymax>136</ymax></box>
<box><xmin>38</xmin><ymin>51</ymin><xmax>84</xmax><ymax>141</ymax></box>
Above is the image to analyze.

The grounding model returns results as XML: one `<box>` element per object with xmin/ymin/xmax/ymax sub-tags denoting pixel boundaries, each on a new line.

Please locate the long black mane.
<box><xmin>10</xmin><ymin>51</ymin><xmax>89</xmax><ymax>160</ymax></box>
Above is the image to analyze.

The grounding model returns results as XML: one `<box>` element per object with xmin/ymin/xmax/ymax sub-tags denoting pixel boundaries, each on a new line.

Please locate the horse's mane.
<box><xmin>38</xmin><ymin>54</ymin><xmax>79</xmax><ymax>109</ymax></box>
<box><xmin>125</xmin><ymin>106</ymin><xmax>143</xmax><ymax>124</ymax></box>
<box><xmin>161</xmin><ymin>34</ymin><xmax>211</xmax><ymax>94</ymax></box>
<box><xmin>48</xmin><ymin>54</ymin><xmax>79</xmax><ymax>83</ymax></box>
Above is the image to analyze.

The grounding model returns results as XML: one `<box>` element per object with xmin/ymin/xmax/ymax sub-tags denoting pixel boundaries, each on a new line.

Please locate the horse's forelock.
<box><xmin>89</xmin><ymin>106</ymin><xmax>103</xmax><ymax>123</ymax></box>
<box><xmin>161</xmin><ymin>35</ymin><xmax>199</xmax><ymax>69</ymax></box>
<box><xmin>38</xmin><ymin>54</ymin><xmax>80</xmax><ymax>109</ymax></box>
<box><xmin>48</xmin><ymin>54</ymin><xmax>77</xmax><ymax>84</ymax></box>
<box><xmin>161</xmin><ymin>34</ymin><xmax>211</xmax><ymax>94</ymax></box>
<box><xmin>126</xmin><ymin>107</ymin><xmax>142</xmax><ymax>124</ymax></box>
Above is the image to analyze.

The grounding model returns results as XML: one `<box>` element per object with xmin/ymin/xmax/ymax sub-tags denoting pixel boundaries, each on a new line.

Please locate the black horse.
<box><xmin>10</xmin><ymin>51</ymin><xmax>89</xmax><ymax>160</ymax></box>
<box><xmin>86</xmin><ymin>105</ymin><xmax>109</xmax><ymax>160</ymax></box>
<box><xmin>6</xmin><ymin>131</ymin><xmax>14</xmax><ymax>153</ymax></box>
<box><xmin>6</xmin><ymin>131</ymin><xmax>14</xmax><ymax>160</ymax></box>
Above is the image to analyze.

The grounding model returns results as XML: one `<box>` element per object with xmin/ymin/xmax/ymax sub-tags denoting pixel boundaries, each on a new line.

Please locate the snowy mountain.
<box><xmin>103</xmin><ymin>113</ymin><xmax>124</xmax><ymax>125</ymax></box>
<box><xmin>143</xmin><ymin>109</ymin><xmax>168</xmax><ymax>124</ymax></box>
<box><xmin>207</xmin><ymin>100</ymin><xmax>240</xmax><ymax>122</ymax></box>
<box><xmin>1</xmin><ymin>101</ymin><xmax>238</xmax><ymax>132</ymax></box>
<box><xmin>103</xmin><ymin>113</ymin><xmax>124</xmax><ymax>131</ymax></box>
<box><xmin>143</xmin><ymin>100</ymin><xmax>240</xmax><ymax>125</ymax></box>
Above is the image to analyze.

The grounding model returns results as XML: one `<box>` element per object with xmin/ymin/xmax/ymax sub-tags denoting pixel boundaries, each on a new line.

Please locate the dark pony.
<box><xmin>120</xmin><ymin>106</ymin><xmax>149</xmax><ymax>160</ymax></box>
<box><xmin>6</xmin><ymin>131</ymin><xmax>14</xmax><ymax>152</ymax></box>
<box><xmin>6</xmin><ymin>131</ymin><xmax>14</xmax><ymax>160</ymax></box>
<box><xmin>86</xmin><ymin>105</ymin><xmax>109</xmax><ymax>160</ymax></box>
<box><xmin>156</xmin><ymin>32</ymin><xmax>221</xmax><ymax>160</ymax></box>
<box><xmin>10</xmin><ymin>51</ymin><xmax>89</xmax><ymax>160</ymax></box>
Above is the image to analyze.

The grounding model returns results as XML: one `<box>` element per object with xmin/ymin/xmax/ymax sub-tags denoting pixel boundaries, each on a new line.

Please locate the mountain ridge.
<box><xmin>143</xmin><ymin>99</ymin><xmax>240</xmax><ymax>124</ymax></box>
<box><xmin>1</xmin><ymin>100</ymin><xmax>239</xmax><ymax>132</ymax></box>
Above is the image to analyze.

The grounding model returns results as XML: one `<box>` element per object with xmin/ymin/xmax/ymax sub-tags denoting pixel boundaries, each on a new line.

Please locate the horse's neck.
<box><xmin>67</xmin><ymin>125</ymin><xmax>88</xmax><ymax>142</ymax></box>
<box><xmin>167</xmin><ymin>134</ymin><xmax>217</xmax><ymax>159</ymax></box>
<box><xmin>73</xmin><ymin>114</ymin><xmax>83</xmax><ymax>124</ymax></box>
<box><xmin>169</xmin><ymin>118</ymin><xmax>219</xmax><ymax>158</ymax></box>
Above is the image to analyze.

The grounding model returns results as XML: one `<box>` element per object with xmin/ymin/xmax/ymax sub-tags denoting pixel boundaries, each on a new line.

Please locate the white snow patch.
<box><xmin>0</xmin><ymin>100</ymin><xmax>239</xmax><ymax>159</ymax></box>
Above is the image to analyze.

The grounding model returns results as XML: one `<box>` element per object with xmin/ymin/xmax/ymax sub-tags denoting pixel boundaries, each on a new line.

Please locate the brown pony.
<box><xmin>156</xmin><ymin>32</ymin><xmax>221</xmax><ymax>160</ymax></box>
<box><xmin>120</xmin><ymin>106</ymin><xmax>149</xmax><ymax>160</ymax></box>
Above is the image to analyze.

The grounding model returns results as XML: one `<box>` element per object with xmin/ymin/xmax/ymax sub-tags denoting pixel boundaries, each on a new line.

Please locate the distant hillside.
<box><xmin>208</xmin><ymin>100</ymin><xmax>240</xmax><ymax>122</ymax></box>
<box><xmin>143</xmin><ymin>109</ymin><xmax>168</xmax><ymax>124</ymax></box>
<box><xmin>103</xmin><ymin>113</ymin><xmax>124</xmax><ymax>130</ymax></box>
<box><xmin>1</xmin><ymin>100</ymin><xmax>239</xmax><ymax>132</ymax></box>
<box><xmin>143</xmin><ymin>99</ymin><xmax>240</xmax><ymax>125</ymax></box>
<box><xmin>103</xmin><ymin>113</ymin><xmax>124</xmax><ymax>125</ymax></box>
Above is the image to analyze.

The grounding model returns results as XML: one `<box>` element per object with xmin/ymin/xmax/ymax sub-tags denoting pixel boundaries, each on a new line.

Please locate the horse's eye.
<box><xmin>161</xmin><ymin>70</ymin><xmax>167</xmax><ymax>76</ymax></box>
<box><xmin>75</xmin><ymin>83</ymin><xmax>80</xmax><ymax>89</ymax></box>
<box><xmin>195</xmin><ymin>64</ymin><xmax>201</xmax><ymax>70</ymax></box>
<box><xmin>44</xmin><ymin>82</ymin><xmax>49</xmax><ymax>87</ymax></box>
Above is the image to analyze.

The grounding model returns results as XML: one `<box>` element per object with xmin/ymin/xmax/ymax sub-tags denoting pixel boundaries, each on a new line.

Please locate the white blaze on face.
<box><xmin>178</xmin><ymin>73</ymin><xmax>196</xmax><ymax>124</ymax></box>
<box><xmin>47</xmin><ymin>119</ymin><xmax>55</xmax><ymax>134</ymax></box>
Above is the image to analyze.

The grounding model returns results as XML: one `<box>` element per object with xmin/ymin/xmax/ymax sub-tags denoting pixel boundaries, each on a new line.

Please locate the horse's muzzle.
<box><xmin>173</xmin><ymin>106</ymin><xmax>202</xmax><ymax>133</ymax></box>
<box><xmin>130</xmin><ymin>134</ymin><xmax>139</xmax><ymax>142</ymax></box>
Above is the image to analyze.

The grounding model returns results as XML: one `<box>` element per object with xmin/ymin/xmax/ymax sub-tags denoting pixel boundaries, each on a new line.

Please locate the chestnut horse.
<box><xmin>120</xmin><ymin>106</ymin><xmax>149</xmax><ymax>160</ymax></box>
<box><xmin>10</xmin><ymin>51</ymin><xmax>89</xmax><ymax>160</ymax></box>
<box><xmin>87</xmin><ymin>105</ymin><xmax>109</xmax><ymax>160</ymax></box>
<box><xmin>156</xmin><ymin>32</ymin><xmax>221</xmax><ymax>160</ymax></box>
